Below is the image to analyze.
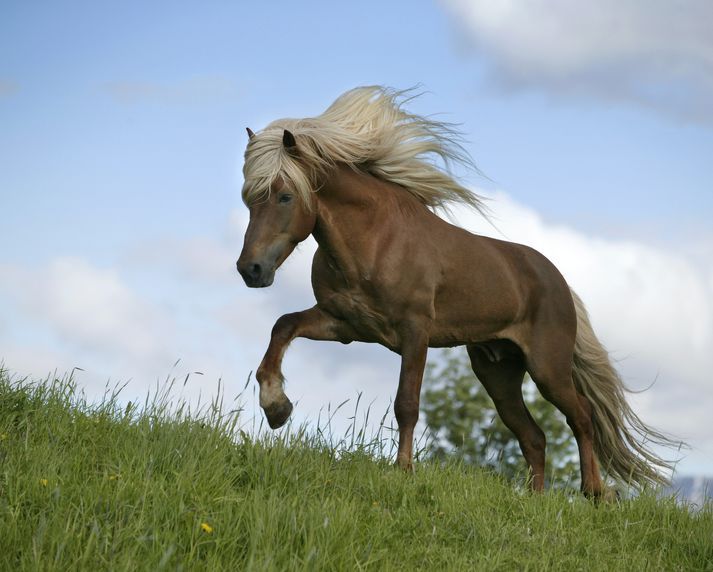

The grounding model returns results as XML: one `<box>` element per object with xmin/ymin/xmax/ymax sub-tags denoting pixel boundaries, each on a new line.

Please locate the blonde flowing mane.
<box><xmin>242</xmin><ymin>86</ymin><xmax>487</xmax><ymax>215</ymax></box>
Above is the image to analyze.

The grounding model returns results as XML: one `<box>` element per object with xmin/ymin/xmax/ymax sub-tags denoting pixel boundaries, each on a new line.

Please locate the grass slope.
<box><xmin>0</xmin><ymin>371</ymin><xmax>711</xmax><ymax>571</ymax></box>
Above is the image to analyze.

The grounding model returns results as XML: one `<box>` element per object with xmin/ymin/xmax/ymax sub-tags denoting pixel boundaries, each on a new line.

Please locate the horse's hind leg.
<box><xmin>466</xmin><ymin>345</ymin><xmax>547</xmax><ymax>491</ymax></box>
<box><xmin>525</xmin><ymin>337</ymin><xmax>604</xmax><ymax>498</ymax></box>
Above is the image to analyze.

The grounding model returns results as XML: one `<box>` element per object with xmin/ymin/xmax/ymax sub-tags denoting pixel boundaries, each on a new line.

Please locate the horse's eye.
<box><xmin>278</xmin><ymin>194</ymin><xmax>293</xmax><ymax>204</ymax></box>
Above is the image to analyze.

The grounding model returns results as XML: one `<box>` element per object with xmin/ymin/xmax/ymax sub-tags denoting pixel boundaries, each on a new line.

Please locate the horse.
<box><xmin>236</xmin><ymin>86</ymin><xmax>676</xmax><ymax>497</ymax></box>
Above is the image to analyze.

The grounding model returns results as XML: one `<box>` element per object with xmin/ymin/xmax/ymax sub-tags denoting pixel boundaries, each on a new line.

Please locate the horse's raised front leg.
<box><xmin>394</xmin><ymin>328</ymin><xmax>429</xmax><ymax>471</ymax></box>
<box><xmin>256</xmin><ymin>305</ymin><xmax>354</xmax><ymax>429</ymax></box>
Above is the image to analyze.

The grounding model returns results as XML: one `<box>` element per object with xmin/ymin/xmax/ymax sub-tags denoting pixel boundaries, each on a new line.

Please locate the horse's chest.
<box><xmin>317</xmin><ymin>288</ymin><xmax>399</xmax><ymax>348</ymax></box>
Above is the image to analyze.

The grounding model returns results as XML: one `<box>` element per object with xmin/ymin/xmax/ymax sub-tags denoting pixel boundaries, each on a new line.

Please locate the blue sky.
<box><xmin>1</xmin><ymin>1</ymin><xmax>712</xmax><ymax>476</ymax></box>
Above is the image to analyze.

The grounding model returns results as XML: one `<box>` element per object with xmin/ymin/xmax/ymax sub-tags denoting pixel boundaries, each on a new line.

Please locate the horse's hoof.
<box><xmin>598</xmin><ymin>487</ymin><xmax>620</xmax><ymax>503</ymax></box>
<box><xmin>395</xmin><ymin>457</ymin><xmax>414</xmax><ymax>473</ymax></box>
<box><xmin>264</xmin><ymin>398</ymin><xmax>293</xmax><ymax>429</ymax></box>
<box><xmin>586</xmin><ymin>487</ymin><xmax>620</xmax><ymax>504</ymax></box>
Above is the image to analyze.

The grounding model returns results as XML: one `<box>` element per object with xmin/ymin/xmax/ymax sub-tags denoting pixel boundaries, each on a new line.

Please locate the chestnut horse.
<box><xmin>237</xmin><ymin>86</ymin><xmax>675</xmax><ymax>496</ymax></box>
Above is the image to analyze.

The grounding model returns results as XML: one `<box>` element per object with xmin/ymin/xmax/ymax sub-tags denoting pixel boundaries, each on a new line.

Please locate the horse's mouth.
<box><xmin>242</xmin><ymin>273</ymin><xmax>275</xmax><ymax>288</ymax></box>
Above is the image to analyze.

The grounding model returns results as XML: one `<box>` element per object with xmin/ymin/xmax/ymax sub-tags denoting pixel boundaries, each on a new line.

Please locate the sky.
<box><xmin>1</xmin><ymin>1</ymin><xmax>712</xmax><ymax>477</ymax></box>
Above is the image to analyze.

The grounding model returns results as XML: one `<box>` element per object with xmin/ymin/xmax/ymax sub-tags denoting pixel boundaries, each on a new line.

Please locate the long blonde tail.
<box><xmin>570</xmin><ymin>289</ymin><xmax>681</xmax><ymax>489</ymax></box>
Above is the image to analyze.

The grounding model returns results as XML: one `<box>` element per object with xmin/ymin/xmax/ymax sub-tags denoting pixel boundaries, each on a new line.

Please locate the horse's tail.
<box><xmin>569</xmin><ymin>289</ymin><xmax>680</xmax><ymax>489</ymax></box>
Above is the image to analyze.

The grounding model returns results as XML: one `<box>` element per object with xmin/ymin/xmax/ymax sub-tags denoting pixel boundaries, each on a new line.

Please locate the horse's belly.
<box><xmin>429</xmin><ymin>282</ymin><xmax>524</xmax><ymax>347</ymax></box>
<box><xmin>428</xmin><ymin>320</ymin><xmax>518</xmax><ymax>348</ymax></box>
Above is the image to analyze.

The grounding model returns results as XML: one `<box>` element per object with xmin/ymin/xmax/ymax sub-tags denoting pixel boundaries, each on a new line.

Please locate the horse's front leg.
<box><xmin>256</xmin><ymin>305</ymin><xmax>354</xmax><ymax>429</ymax></box>
<box><xmin>394</xmin><ymin>329</ymin><xmax>429</xmax><ymax>471</ymax></box>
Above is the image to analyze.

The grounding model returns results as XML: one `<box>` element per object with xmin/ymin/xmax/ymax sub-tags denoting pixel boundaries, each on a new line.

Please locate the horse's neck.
<box><xmin>312</xmin><ymin>166</ymin><xmax>420</xmax><ymax>280</ymax></box>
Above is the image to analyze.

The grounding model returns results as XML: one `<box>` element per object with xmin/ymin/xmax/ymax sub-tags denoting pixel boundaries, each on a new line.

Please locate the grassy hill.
<box><xmin>0</xmin><ymin>370</ymin><xmax>711</xmax><ymax>571</ymax></box>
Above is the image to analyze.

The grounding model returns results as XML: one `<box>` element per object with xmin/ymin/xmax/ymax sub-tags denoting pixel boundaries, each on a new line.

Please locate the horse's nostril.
<box><xmin>251</xmin><ymin>263</ymin><xmax>262</xmax><ymax>278</ymax></box>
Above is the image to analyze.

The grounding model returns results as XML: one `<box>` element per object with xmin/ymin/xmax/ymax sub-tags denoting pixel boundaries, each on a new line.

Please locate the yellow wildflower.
<box><xmin>0</xmin><ymin>433</ymin><xmax>7</xmax><ymax>441</ymax></box>
<box><xmin>200</xmin><ymin>522</ymin><xmax>214</xmax><ymax>534</ymax></box>
<box><xmin>39</xmin><ymin>478</ymin><xmax>48</xmax><ymax>487</ymax></box>
<box><xmin>108</xmin><ymin>474</ymin><xmax>120</xmax><ymax>481</ymax></box>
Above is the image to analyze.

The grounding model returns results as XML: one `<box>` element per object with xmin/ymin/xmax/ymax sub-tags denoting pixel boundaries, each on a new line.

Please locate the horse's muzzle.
<box><xmin>236</xmin><ymin>259</ymin><xmax>274</xmax><ymax>288</ymax></box>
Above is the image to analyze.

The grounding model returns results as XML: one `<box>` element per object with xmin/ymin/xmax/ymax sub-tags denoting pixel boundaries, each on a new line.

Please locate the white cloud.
<box><xmin>1</xmin><ymin>257</ymin><xmax>174</xmax><ymax>367</ymax></box>
<box><xmin>0</xmin><ymin>256</ymin><xmax>234</xmax><ymax>409</ymax></box>
<box><xmin>441</xmin><ymin>0</ymin><xmax>713</xmax><ymax>123</ymax></box>
<box><xmin>0</xmin><ymin>343</ymin><xmax>78</xmax><ymax>381</ymax></box>
<box><xmin>126</xmin><ymin>236</ymin><xmax>238</xmax><ymax>284</ymax></box>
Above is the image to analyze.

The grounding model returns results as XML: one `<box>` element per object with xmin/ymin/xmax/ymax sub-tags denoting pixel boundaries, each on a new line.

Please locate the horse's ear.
<box><xmin>283</xmin><ymin>129</ymin><xmax>298</xmax><ymax>156</ymax></box>
<box><xmin>246</xmin><ymin>127</ymin><xmax>255</xmax><ymax>140</ymax></box>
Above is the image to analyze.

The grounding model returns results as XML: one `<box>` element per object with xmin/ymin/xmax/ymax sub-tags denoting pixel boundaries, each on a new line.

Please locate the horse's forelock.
<box><xmin>242</xmin><ymin>86</ymin><xmax>489</xmax><ymax>217</ymax></box>
<box><xmin>242</xmin><ymin>129</ymin><xmax>319</xmax><ymax>210</ymax></box>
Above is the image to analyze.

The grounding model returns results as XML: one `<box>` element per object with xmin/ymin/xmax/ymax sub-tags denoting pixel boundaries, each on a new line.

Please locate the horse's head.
<box><xmin>237</xmin><ymin>129</ymin><xmax>317</xmax><ymax>288</ymax></box>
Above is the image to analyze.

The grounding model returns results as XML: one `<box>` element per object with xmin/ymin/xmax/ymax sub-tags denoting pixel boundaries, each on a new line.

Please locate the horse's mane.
<box><xmin>242</xmin><ymin>86</ymin><xmax>487</xmax><ymax>215</ymax></box>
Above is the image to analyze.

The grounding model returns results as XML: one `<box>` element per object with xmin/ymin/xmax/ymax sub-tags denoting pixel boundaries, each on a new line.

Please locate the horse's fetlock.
<box><xmin>259</xmin><ymin>377</ymin><xmax>287</xmax><ymax>409</ymax></box>
<box><xmin>396</xmin><ymin>454</ymin><xmax>414</xmax><ymax>472</ymax></box>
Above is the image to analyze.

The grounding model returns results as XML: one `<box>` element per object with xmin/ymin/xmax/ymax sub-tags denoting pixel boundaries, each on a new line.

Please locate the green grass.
<box><xmin>0</xmin><ymin>370</ymin><xmax>711</xmax><ymax>571</ymax></box>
